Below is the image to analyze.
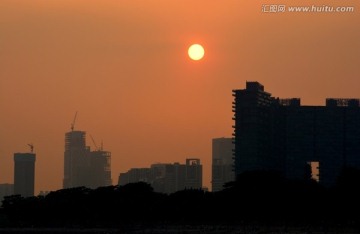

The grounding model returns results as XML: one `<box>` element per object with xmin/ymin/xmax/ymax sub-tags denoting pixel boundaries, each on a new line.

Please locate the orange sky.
<box><xmin>1</xmin><ymin>0</ymin><xmax>359</xmax><ymax>194</ymax></box>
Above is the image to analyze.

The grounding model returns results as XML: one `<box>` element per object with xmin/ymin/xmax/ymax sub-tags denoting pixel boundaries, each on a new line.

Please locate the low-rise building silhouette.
<box><xmin>212</xmin><ymin>137</ymin><xmax>235</xmax><ymax>192</ymax></box>
<box><xmin>184</xmin><ymin>158</ymin><xmax>202</xmax><ymax>190</ymax></box>
<box><xmin>0</xmin><ymin>183</ymin><xmax>14</xmax><ymax>205</ymax></box>
<box><xmin>118</xmin><ymin>158</ymin><xmax>203</xmax><ymax>194</ymax></box>
<box><xmin>232</xmin><ymin>81</ymin><xmax>360</xmax><ymax>187</ymax></box>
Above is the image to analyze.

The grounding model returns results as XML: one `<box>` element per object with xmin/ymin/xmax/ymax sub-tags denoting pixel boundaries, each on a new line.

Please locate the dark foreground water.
<box><xmin>0</xmin><ymin>225</ymin><xmax>359</xmax><ymax>234</ymax></box>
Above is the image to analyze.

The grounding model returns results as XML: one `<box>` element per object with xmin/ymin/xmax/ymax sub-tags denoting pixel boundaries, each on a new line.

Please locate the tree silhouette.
<box><xmin>1</xmin><ymin>172</ymin><xmax>360</xmax><ymax>229</ymax></box>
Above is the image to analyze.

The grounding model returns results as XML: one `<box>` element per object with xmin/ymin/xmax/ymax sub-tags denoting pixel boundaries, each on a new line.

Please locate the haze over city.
<box><xmin>1</xmin><ymin>0</ymin><xmax>359</xmax><ymax>195</ymax></box>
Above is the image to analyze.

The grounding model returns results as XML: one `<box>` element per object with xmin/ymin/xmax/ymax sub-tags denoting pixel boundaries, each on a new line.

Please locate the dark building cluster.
<box><xmin>3</xmin><ymin>81</ymin><xmax>360</xmax><ymax>231</ymax></box>
<box><xmin>0</xmin><ymin>123</ymin><xmax>113</xmax><ymax>204</ymax></box>
<box><xmin>232</xmin><ymin>81</ymin><xmax>360</xmax><ymax>187</ymax></box>
<box><xmin>118</xmin><ymin>158</ymin><xmax>202</xmax><ymax>194</ymax></box>
<box><xmin>63</xmin><ymin>130</ymin><xmax>112</xmax><ymax>189</ymax></box>
<box><xmin>2</xmin><ymin>81</ymin><xmax>360</xmax><ymax>205</ymax></box>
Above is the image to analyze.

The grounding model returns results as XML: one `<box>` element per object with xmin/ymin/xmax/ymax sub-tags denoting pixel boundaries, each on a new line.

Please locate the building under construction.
<box><xmin>232</xmin><ymin>81</ymin><xmax>360</xmax><ymax>187</ymax></box>
<box><xmin>63</xmin><ymin>119</ymin><xmax>112</xmax><ymax>189</ymax></box>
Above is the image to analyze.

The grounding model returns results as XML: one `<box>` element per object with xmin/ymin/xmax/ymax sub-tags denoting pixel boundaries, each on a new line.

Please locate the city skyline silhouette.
<box><xmin>1</xmin><ymin>1</ymin><xmax>359</xmax><ymax>196</ymax></box>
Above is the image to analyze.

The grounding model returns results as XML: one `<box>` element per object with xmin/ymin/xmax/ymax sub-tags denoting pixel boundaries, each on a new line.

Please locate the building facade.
<box><xmin>89</xmin><ymin>150</ymin><xmax>112</xmax><ymax>188</ymax></box>
<box><xmin>14</xmin><ymin>153</ymin><xmax>36</xmax><ymax>197</ymax></box>
<box><xmin>63</xmin><ymin>131</ymin><xmax>89</xmax><ymax>188</ymax></box>
<box><xmin>118</xmin><ymin>158</ymin><xmax>203</xmax><ymax>194</ymax></box>
<box><xmin>212</xmin><ymin>138</ymin><xmax>235</xmax><ymax>192</ymax></box>
<box><xmin>232</xmin><ymin>81</ymin><xmax>360</xmax><ymax>187</ymax></box>
<box><xmin>184</xmin><ymin>158</ymin><xmax>202</xmax><ymax>190</ymax></box>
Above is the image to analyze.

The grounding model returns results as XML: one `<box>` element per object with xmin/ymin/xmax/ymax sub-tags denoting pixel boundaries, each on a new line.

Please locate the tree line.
<box><xmin>1</xmin><ymin>168</ymin><xmax>360</xmax><ymax>229</ymax></box>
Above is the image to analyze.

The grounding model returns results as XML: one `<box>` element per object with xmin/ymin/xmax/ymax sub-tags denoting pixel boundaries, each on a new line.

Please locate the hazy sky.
<box><xmin>1</xmin><ymin>0</ymin><xmax>359</xmax><ymax>194</ymax></box>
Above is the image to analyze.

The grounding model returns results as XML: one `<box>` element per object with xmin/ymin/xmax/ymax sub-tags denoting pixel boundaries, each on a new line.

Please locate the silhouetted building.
<box><xmin>63</xmin><ymin>130</ymin><xmax>89</xmax><ymax>188</ymax></box>
<box><xmin>232</xmin><ymin>81</ymin><xmax>360</xmax><ymax>187</ymax></box>
<box><xmin>118</xmin><ymin>168</ymin><xmax>151</xmax><ymax>185</ymax></box>
<box><xmin>118</xmin><ymin>158</ymin><xmax>203</xmax><ymax>194</ymax></box>
<box><xmin>89</xmin><ymin>150</ymin><xmax>112</xmax><ymax>188</ymax></box>
<box><xmin>212</xmin><ymin>137</ymin><xmax>235</xmax><ymax>192</ymax></box>
<box><xmin>14</xmin><ymin>153</ymin><xmax>36</xmax><ymax>197</ymax></box>
<box><xmin>184</xmin><ymin>158</ymin><xmax>202</xmax><ymax>189</ymax></box>
<box><xmin>0</xmin><ymin>183</ymin><xmax>14</xmax><ymax>205</ymax></box>
<box><xmin>63</xmin><ymin>130</ymin><xmax>112</xmax><ymax>189</ymax></box>
<box><xmin>150</xmin><ymin>163</ymin><xmax>185</xmax><ymax>194</ymax></box>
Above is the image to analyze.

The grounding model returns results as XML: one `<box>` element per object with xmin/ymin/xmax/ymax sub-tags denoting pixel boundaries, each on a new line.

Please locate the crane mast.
<box><xmin>90</xmin><ymin>134</ymin><xmax>99</xmax><ymax>151</ymax></box>
<box><xmin>71</xmin><ymin>111</ymin><xmax>78</xmax><ymax>131</ymax></box>
<box><xmin>28</xmin><ymin>143</ymin><xmax>34</xmax><ymax>153</ymax></box>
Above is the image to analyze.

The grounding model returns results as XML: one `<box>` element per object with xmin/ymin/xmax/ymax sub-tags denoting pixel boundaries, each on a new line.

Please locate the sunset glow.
<box><xmin>0</xmin><ymin>1</ymin><xmax>359</xmax><ymax>195</ymax></box>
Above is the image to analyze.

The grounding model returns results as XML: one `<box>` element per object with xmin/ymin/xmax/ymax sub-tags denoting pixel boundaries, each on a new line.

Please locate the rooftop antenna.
<box><xmin>27</xmin><ymin>143</ymin><xmax>34</xmax><ymax>153</ymax></box>
<box><xmin>71</xmin><ymin>111</ymin><xmax>78</xmax><ymax>131</ymax></box>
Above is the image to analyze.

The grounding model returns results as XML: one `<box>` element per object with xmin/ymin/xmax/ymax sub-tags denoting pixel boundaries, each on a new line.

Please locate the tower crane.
<box><xmin>28</xmin><ymin>143</ymin><xmax>34</xmax><ymax>153</ymax></box>
<box><xmin>71</xmin><ymin>111</ymin><xmax>78</xmax><ymax>131</ymax></box>
<box><xmin>90</xmin><ymin>134</ymin><xmax>99</xmax><ymax>151</ymax></box>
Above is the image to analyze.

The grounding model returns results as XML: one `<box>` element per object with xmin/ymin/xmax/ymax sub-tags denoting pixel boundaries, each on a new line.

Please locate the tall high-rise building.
<box><xmin>63</xmin><ymin>130</ymin><xmax>89</xmax><ymax>188</ymax></box>
<box><xmin>212</xmin><ymin>137</ymin><xmax>235</xmax><ymax>192</ymax></box>
<box><xmin>232</xmin><ymin>81</ymin><xmax>360</xmax><ymax>187</ymax></box>
<box><xmin>63</xmin><ymin>130</ymin><xmax>112</xmax><ymax>189</ymax></box>
<box><xmin>14</xmin><ymin>153</ymin><xmax>36</xmax><ymax>197</ymax></box>
<box><xmin>232</xmin><ymin>82</ymin><xmax>279</xmax><ymax>176</ymax></box>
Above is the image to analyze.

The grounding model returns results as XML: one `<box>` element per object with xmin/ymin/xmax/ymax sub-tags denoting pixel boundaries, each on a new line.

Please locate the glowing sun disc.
<box><xmin>188</xmin><ymin>44</ymin><xmax>205</xmax><ymax>60</ymax></box>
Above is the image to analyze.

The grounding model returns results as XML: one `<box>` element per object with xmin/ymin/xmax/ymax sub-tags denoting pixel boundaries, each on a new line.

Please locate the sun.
<box><xmin>188</xmin><ymin>44</ymin><xmax>205</xmax><ymax>61</ymax></box>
